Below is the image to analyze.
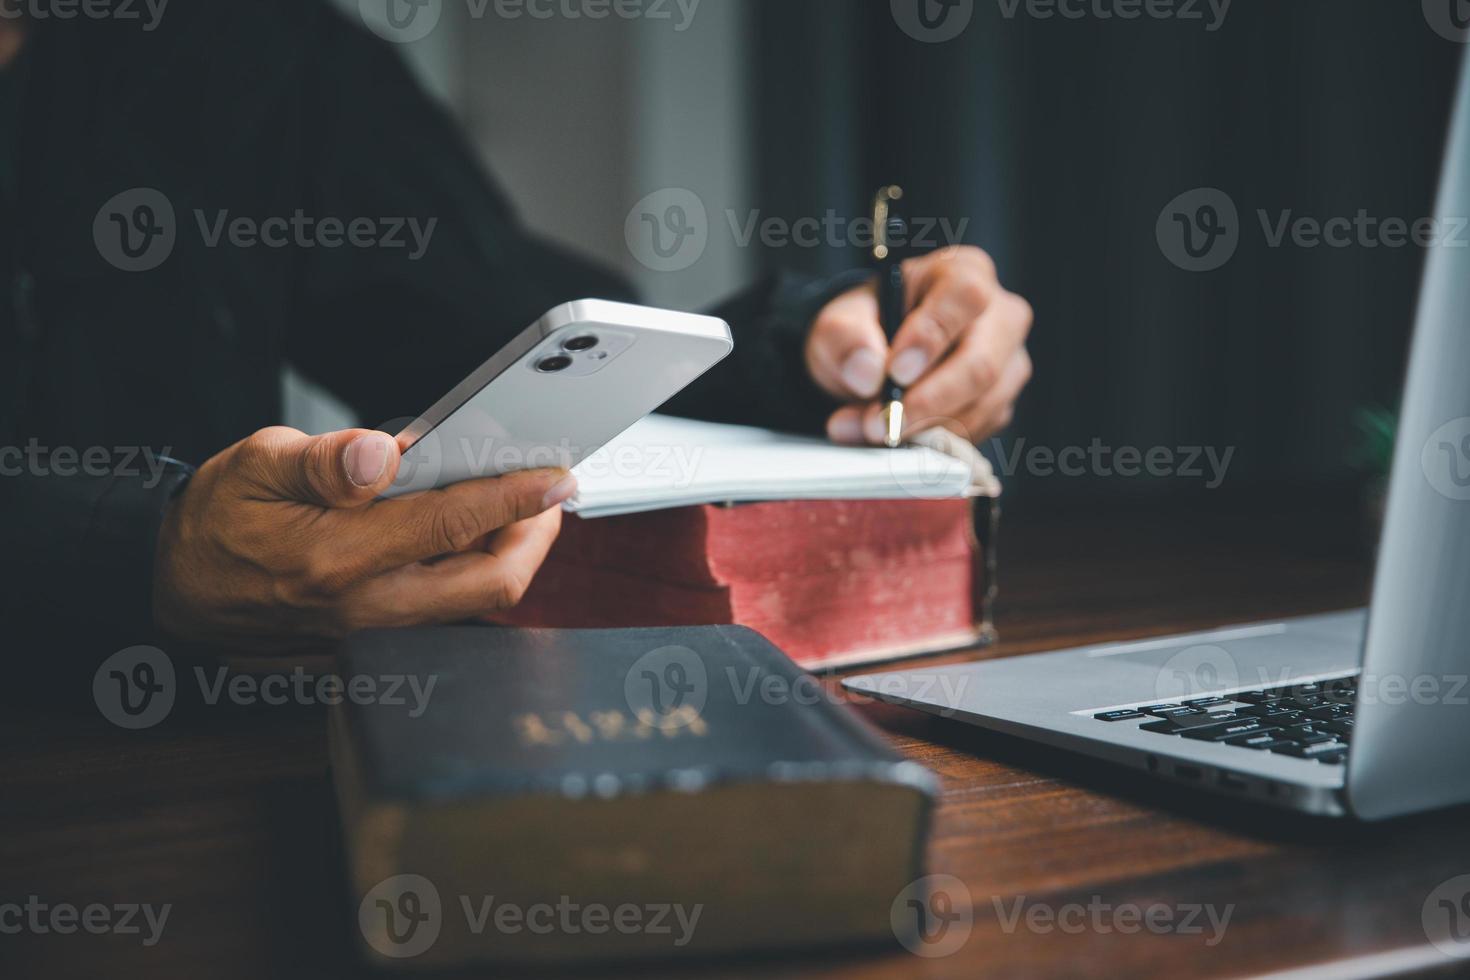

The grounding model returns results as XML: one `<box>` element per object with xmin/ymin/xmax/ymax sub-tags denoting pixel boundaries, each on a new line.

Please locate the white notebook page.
<box><xmin>567</xmin><ymin>415</ymin><xmax>975</xmax><ymax>519</ymax></box>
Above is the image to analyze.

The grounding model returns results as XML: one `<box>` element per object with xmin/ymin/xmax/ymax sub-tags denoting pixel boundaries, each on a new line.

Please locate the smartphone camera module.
<box><xmin>530</xmin><ymin>327</ymin><xmax>633</xmax><ymax>377</ymax></box>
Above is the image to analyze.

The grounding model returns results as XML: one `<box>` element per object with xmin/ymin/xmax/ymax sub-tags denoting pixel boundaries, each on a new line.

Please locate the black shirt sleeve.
<box><xmin>0</xmin><ymin>452</ymin><xmax>193</xmax><ymax>691</ymax></box>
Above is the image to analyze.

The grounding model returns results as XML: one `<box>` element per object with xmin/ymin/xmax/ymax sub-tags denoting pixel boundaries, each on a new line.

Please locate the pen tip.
<box><xmin>883</xmin><ymin>401</ymin><xmax>905</xmax><ymax>449</ymax></box>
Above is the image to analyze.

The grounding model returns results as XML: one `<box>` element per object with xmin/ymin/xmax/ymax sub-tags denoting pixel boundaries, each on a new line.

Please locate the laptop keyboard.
<box><xmin>1093</xmin><ymin>676</ymin><xmax>1357</xmax><ymax>766</ymax></box>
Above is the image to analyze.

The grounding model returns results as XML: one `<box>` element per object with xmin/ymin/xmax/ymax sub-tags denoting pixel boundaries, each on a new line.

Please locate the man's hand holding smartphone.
<box><xmin>152</xmin><ymin>426</ymin><xmax>577</xmax><ymax>651</ymax></box>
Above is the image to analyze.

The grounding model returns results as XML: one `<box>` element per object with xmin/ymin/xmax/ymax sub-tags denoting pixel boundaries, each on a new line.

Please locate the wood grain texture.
<box><xmin>4</xmin><ymin>493</ymin><xmax>1468</xmax><ymax>979</ymax></box>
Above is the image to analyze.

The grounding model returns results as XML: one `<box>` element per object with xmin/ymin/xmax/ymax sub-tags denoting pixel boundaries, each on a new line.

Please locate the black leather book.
<box><xmin>331</xmin><ymin>625</ymin><xmax>937</xmax><ymax>968</ymax></box>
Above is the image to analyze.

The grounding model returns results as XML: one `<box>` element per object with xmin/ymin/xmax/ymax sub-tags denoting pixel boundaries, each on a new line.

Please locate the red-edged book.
<box><xmin>489</xmin><ymin>417</ymin><xmax>1000</xmax><ymax>670</ymax></box>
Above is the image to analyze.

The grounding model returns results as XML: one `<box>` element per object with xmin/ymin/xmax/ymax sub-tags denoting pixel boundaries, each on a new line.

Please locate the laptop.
<box><xmin>843</xmin><ymin>55</ymin><xmax>1470</xmax><ymax>821</ymax></box>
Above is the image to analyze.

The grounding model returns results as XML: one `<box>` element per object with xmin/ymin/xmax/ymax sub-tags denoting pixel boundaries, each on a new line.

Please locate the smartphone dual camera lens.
<box><xmin>537</xmin><ymin>335</ymin><xmax>600</xmax><ymax>373</ymax></box>
<box><xmin>536</xmin><ymin>355</ymin><xmax>573</xmax><ymax>373</ymax></box>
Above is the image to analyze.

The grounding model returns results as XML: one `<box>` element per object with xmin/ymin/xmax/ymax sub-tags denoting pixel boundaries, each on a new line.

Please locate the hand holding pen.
<box><xmin>803</xmin><ymin>190</ymin><xmax>1035</xmax><ymax>448</ymax></box>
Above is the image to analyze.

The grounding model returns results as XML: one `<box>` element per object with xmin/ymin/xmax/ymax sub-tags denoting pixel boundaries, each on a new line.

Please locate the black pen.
<box><xmin>872</xmin><ymin>185</ymin><xmax>907</xmax><ymax>448</ymax></box>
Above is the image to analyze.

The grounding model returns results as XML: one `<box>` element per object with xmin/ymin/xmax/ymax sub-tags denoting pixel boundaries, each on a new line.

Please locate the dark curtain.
<box><xmin>749</xmin><ymin>0</ymin><xmax>1463</xmax><ymax>501</ymax></box>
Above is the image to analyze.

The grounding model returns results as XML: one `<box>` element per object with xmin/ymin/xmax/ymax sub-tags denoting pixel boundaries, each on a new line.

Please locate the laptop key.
<box><xmin>1095</xmin><ymin>710</ymin><xmax>1147</xmax><ymax>722</ymax></box>
<box><xmin>1279</xmin><ymin>726</ymin><xmax>1337</xmax><ymax>745</ymax></box>
<box><xmin>1147</xmin><ymin>706</ymin><xmax>1202</xmax><ymax>719</ymax></box>
<box><xmin>1180</xmin><ymin>719</ymin><xmax>1280</xmax><ymax>742</ymax></box>
<box><xmin>1233</xmin><ymin>691</ymin><xmax>1284</xmax><ymax>704</ymax></box>
<box><xmin>1316</xmin><ymin>751</ymin><xmax>1348</xmax><ymax>765</ymax></box>
<box><xmin>1304</xmin><ymin>705</ymin><xmax>1353</xmax><ymax>722</ymax></box>
<box><xmin>1140</xmin><ymin>711</ymin><xmax>1248</xmax><ymax>734</ymax></box>
<box><xmin>1271</xmin><ymin>740</ymin><xmax>1348</xmax><ymax>759</ymax></box>
<box><xmin>1237</xmin><ymin>704</ymin><xmax>1300</xmax><ymax>720</ymax></box>
<box><xmin>1291</xmin><ymin>734</ymin><xmax>1337</xmax><ymax>746</ymax></box>
<box><xmin>1225</xmin><ymin>730</ymin><xmax>1288</xmax><ymax>748</ymax></box>
<box><xmin>1183</xmin><ymin>696</ymin><xmax>1234</xmax><ymax>709</ymax></box>
<box><xmin>1323</xmin><ymin>720</ymin><xmax>1354</xmax><ymax>736</ymax></box>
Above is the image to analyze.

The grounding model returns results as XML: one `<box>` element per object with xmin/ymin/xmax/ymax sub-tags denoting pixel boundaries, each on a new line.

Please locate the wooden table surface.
<box><xmin>6</xmin><ymin>493</ymin><xmax>1469</xmax><ymax>979</ymax></box>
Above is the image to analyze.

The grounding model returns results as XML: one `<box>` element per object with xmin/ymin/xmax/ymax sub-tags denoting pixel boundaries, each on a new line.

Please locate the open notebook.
<box><xmin>565</xmin><ymin>415</ymin><xmax>995</xmax><ymax>519</ymax></box>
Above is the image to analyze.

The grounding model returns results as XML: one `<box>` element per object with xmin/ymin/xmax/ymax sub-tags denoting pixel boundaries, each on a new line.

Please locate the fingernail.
<box><xmin>863</xmin><ymin>412</ymin><xmax>888</xmax><ymax>445</ymax></box>
<box><xmin>829</xmin><ymin>414</ymin><xmax>864</xmax><ymax>444</ymax></box>
<box><xmin>891</xmin><ymin>348</ymin><xmax>929</xmax><ymax>387</ymax></box>
<box><xmin>541</xmin><ymin>473</ymin><xmax>579</xmax><ymax>511</ymax></box>
<box><xmin>840</xmin><ymin>348</ymin><xmax>885</xmax><ymax>398</ymax></box>
<box><xmin>345</xmin><ymin>433</ymin><xmax>391</xmax><ymax>488</ymax></box>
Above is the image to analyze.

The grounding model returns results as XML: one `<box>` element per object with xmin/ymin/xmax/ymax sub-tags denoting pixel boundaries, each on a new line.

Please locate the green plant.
<box><xmin>1351</xmin><ymin>405</ymin><xmax>1398</xmax><ymax>477</ymax></box>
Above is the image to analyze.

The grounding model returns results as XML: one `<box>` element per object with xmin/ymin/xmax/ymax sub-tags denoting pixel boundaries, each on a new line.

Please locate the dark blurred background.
<box><xmin>321</xmin><ymin>0</ymin><xmax>1464</xmax><ymax>509</ymax></box>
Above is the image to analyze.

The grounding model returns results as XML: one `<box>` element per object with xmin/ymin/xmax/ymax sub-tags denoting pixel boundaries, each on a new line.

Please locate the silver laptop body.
<box><xmin>844</xmin><ymin>56</ymin><xmax>1470</xmax><ymax>820</ymax></box>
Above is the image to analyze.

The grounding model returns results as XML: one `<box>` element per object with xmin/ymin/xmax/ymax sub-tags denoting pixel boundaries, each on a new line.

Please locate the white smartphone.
<box><xmin>382</xmin><ymin>299</ymin><xmax>733</xmax><ymax>498</ymax></box>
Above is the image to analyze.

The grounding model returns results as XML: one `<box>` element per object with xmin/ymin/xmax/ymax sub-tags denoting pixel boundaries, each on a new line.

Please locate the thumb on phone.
<box><xmin>239</xmin><ymin>427</ymin><xmax>402</xmax><ymax>509</ymax></box>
